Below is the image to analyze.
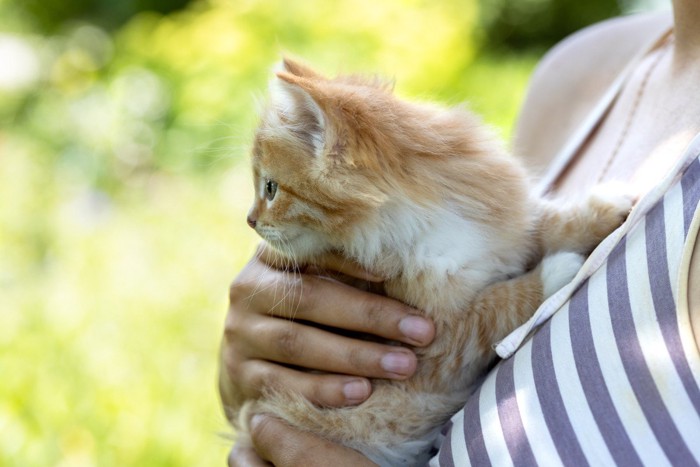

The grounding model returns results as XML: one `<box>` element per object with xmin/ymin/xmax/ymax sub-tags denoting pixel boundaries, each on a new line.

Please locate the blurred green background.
<box><xmin>0</xmin><ymin>0</ymin><xmax>664</xmax><ymax>465</ymax></box>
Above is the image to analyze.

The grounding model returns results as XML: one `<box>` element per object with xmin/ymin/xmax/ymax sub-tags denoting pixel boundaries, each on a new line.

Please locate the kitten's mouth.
<box><xmin>256</xmin><ymin>229</ymin><xmax>300</xmax><ymax>249</ymax></box>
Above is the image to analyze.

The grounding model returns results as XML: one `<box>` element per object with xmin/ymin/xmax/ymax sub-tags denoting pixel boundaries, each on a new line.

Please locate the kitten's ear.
<box><xmin>280</xmin><ymin>57</ymin><xmax>325</xmax><ymax>80</ymax></box>
<box><xmin>271</xmin><ymin>70</ymin><xmax>328</xmax><ymax>156</ymax></box>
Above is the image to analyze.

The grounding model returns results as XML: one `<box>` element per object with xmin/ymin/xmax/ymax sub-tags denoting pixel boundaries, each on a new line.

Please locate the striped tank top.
<box><xmin>431</xmin><ymin>145</ymin><xmax>700</xmax><ymax>466</ymax></box>
<box><xmin>430</xmin><ymin>30</ymin><xmax>700</xmax><ymax>466</ymax></box>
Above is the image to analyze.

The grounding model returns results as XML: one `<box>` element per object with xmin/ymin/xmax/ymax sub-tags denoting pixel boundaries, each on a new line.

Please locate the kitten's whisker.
<box><xmin>287</xmin><ymin>242</ymin><xmax>303</xmax><ymax>321</ymax></box>
<box><xmin>268</xmin><ymin>234</ymin><xmax>304</xmax><ymax>321</ymax></box>
<box><xmin>245</xmin><ymin>269</ymin><xmax>282</xmax><ymax>304</ymax></box>
<box><xmin>271</xmin><ymin>236</ymin><xmax>300</xmax><ymax>318</ymax></box>
<box><xmin>246</xmin><ymin>248</ymin><xmax>287</xmax><ymax>304</ymax></box>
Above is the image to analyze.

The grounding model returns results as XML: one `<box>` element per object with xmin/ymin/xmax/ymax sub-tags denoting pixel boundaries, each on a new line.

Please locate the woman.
<box><xmin>221</xmin><ymin>1</ymin><xmax>700</xmax><ymax>464</ymax></box>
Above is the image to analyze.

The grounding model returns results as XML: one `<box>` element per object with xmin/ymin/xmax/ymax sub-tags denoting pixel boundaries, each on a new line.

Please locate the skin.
<box><xmin>222</xmin><ymin>3</ymin><xmax>700</xmax><ymax>464</ymax></box>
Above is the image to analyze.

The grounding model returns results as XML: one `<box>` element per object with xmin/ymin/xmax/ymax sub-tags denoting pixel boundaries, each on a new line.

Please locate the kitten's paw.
<box><xmin>540</xmin><ymin>251</ymin><xmax>585</xmax><ymax>299</ymax></box>
<box><xmin>588</xmin><ymin>182</ymin><xmax>636</xmax><ymax>234</ymax></box>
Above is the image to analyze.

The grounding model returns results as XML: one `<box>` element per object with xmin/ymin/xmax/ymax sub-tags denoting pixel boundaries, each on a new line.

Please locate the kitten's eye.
<box><xmin>265</xmin><ymin>179</ymin><xmax>278</xmax><ymax>201</ymax></box>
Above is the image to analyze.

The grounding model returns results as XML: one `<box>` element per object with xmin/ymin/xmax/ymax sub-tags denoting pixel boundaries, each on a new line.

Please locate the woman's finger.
<box><xmin>241</xmin><ymin>319</ymin><xmax>418</xmax><ymax>379</ymax></box>
<box><xmin>228</xmin><ymin>443</ymin><xmax>271</xmax><ymax>467</ymax></box>
<box><xmin>233</xmin><ymin>271</ymin><xmax>434</xmax><ymax>347</ymax></box>
<box><xmin>228</xmin><ymin>360</ymin><xmax>373</xmax><ymax>407</ymax></box>
<box><xmin>251</xmin><ymin>415</ymin><xmax>377</xmax><ymax>467</ymax></box>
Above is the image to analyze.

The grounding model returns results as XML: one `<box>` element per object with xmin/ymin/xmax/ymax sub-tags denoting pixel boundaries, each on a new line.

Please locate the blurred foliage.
<box><xmin>0</xmin><ymin>0</ymin><xmax>610</xmax><ymax>465</ymax></box>
<box><xmin>0</xmin><ymin>0</ymin><xmax>486</xmax><ymax>191</ymax></box>
<box><xmin>479</xmin><ymin>0</ymin><xmax>622</xmax><ymax>49</ymax></box>
<box><xmin>8</xmin><ymin>0</ymin><xmax>193</xmax><ymax>32</ymax></box>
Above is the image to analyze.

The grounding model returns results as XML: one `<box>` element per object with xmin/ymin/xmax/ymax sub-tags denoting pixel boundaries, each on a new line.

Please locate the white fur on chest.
<box><xmin>349</xmin><ymin>201</ymin><xmax>527</xmax><ymax>311</ymax></box>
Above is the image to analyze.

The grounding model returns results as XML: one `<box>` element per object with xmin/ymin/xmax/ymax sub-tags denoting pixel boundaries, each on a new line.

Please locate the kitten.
<box><xmin>234</xmin><ymin>58</ymin><xmax>631</xmax><ymax>466</ymax></box>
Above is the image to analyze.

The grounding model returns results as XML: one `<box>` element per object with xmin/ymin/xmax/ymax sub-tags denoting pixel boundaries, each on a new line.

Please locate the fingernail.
<box><xmin>250</xmin><ymin>413</ymin><xmax>265</xmax><ymax>429</ymax></box>
<box><xmin>399</xmin><ymin>315</ymin><xmax>433</xmax><ymax>344</ymax></box>
<box><xmin>380</xmin><ymin>352</ymin><xmax>414</xmax><ymax>376</ymax></box>
<box><xmin>342</xmin><ymin>379</ymin><xmax>370</xmax><ymax>404</ymax></box>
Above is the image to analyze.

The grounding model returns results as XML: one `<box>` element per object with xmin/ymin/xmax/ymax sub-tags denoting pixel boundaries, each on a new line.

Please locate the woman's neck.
<box><xmin>671</xmin><ymin>0</ymin><xmax>700</xmax><ymax>64</ymax></box>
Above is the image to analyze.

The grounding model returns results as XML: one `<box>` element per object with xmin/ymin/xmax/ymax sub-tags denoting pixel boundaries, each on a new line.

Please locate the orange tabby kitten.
<box><xmin>235</xmin><ymin>58</ymin><xmax>631</xmax><ymax>466</ymax></box>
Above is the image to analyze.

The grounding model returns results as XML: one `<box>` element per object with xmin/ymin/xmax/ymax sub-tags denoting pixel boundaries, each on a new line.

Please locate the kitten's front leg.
<box><xmin>468</xmin><ymin>251</ymin><xmax>584</xmax><ymax>355</ymax></box>
<box><xmin>536</xmin><ymin>184</ymin><xmax>634</xmax><ymax>255</ymax></box>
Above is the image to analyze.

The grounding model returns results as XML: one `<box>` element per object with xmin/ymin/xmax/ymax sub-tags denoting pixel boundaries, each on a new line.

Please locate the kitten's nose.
<box><xmin>246</xmin><ymin>215</ymin><xmax>257</xmax><ymax>229</ymax></box>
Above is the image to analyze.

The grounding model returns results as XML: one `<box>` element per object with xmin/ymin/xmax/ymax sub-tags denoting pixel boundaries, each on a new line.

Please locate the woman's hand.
<box><xmin>218</xmin><ymin>243</ymin><xmax>435</xmax><ymax>420</ymax></box>
<box><xmin>228</xmin><ymin>415</ymin><xmax>378</xmax><ymax>467</ymax></box>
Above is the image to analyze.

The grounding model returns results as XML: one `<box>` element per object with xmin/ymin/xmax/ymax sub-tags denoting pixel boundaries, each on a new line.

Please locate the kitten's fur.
<box><xmin>235</xmin><ymin>58</ymin><xmax>631</xmax><ymax>465</ymax></box>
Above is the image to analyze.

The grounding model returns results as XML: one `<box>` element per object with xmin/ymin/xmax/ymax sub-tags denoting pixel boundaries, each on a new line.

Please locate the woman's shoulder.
<box><xmin>513</xmin><ymin>11</ymin><xmax>673</xmax><ymax>173</ymax></box>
